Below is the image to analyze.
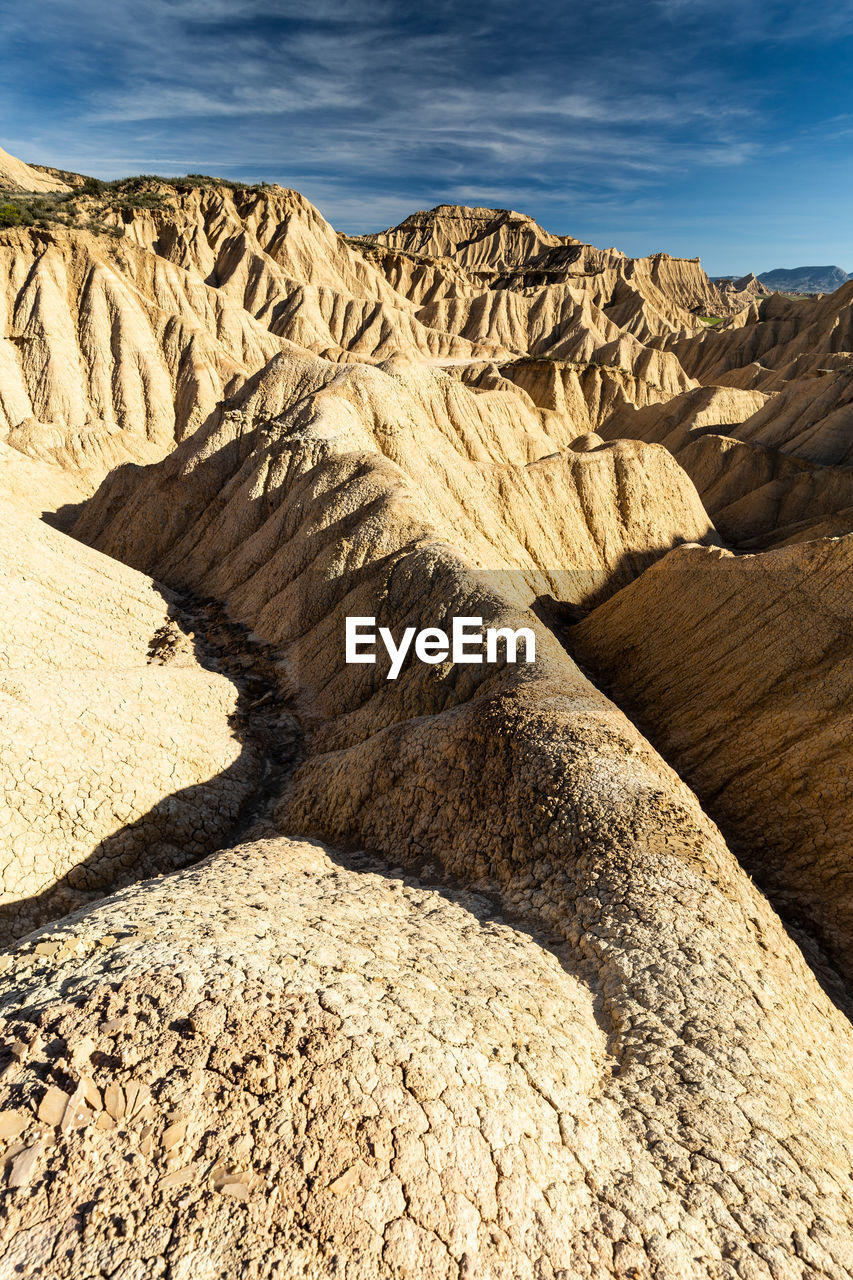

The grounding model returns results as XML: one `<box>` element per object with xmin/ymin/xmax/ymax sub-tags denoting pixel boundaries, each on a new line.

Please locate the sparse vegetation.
<box><xmin>0</xmin><ymin>202</ymin><xmax>24</xmax><ymax>227</ymax></box>
<box><xmin>0</xmin><ymin>173</ymin><xmax>272</xmax><ymax>238</ymax></box>
<box><xmin>699</xmin><ymin>315</ymin><xmax>723</xmax><ymax>326</ymax></box>
<box><xmin>0</xmin><ymin>185</ymin><xmax>163</xmax><ymax>236</ymax></box>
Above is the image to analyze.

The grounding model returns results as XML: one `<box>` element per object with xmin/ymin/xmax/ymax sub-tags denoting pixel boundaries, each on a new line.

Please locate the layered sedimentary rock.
<box><xmin>368</xmin><ymin>205</ymin><xmax>742</xmax><ymax>343</ymax></box>
<box><xmin>366</xmin><ymin>204</ymin><xmax>588</xmax><ymax>270</ymax></box>
<box><xmin>493</xmin><ymin>347</ymin><xmax>697</xmax><ymax>432</ymax></box>
<box><xmin>728</xmin><ymin>366</ymin><xmax>853</xmax><ymax>465</ymax></box>
<box><xmin>599</xmin><ymin>376</ymin><xmax>853</xmax><ymax>546</ymax></box>
<box><xmin>674</xmin><ymin>434</ymin><xmax>853</xmax><ymax>547</ymax></box>
<box><xmin>117</xmin><ymin>187</ymin><xmax>504</xmax><ymax>364</ymax></box>
<box><xmin>1</xmin><ymin>181</ymin><xmax>737</xmax><ymax>508</ymax></box>
<box><xmin>0</xmin><ymin>223</ymin><xmax>293</xmax><ymax>478</ymax></box>
<box><xmin>668</xmin><ymin>282</ymin><xmax>853</xmax><ymax>388</ymax></box>
<box><xmin>714</xmin><ymin>272</ymin><xmax>772</xmax><ymax>300</ymax></box>
<box><xmin>58</xmin><ymin>346</ymin><xmax>853</xmax><ymax>1274</ymax></box>
<box><xmin>28</xmin><ymin>337</ymin><xmax>850</xmax><ymax>1269</ymax></box>
<box><xmin>75</xmin><ymin>350</ymin><xmax>718</xmax><ymax>612</ymax></box>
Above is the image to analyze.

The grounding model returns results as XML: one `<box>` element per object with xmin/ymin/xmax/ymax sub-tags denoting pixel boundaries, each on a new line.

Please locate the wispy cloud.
<box><xmin>1</xmin><ymin>0</ymin><xmax>851</xmax><ymax>273</ymax></box>
<box><xmin>655</xmin><ymin>0</ymin><xmax>853</xmax><ymax>40</ymax></box>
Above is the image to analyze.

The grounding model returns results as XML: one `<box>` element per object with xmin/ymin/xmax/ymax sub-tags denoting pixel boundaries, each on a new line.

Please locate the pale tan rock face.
<box><xmin>668</xmin><ymin>282</ymin><xmax>853</xmax><ymax>388</ymax></box>
<box><xmin>0</xmin><ymin>145</ymin><xmax>72</xmax><ymax>193</ymax></box>
<box><xmin>598</xmin><ymin>377</ymin><xmax>853</xmax><ymax>548</ymax></box>
<box><xmin>65</xmin><ymin>340</ymin><xmax>853</xmax><ymax>1275</ymax></box>
<box><xmin>1</xmin><ymin>160</ymin><xmax>853</xmax><ymax>1276</ymax></box>
<box><xmin>0</xmin><ymin>440</ymin><xmax>89</xmax><ymax>521</ymax></box>
<box><xmin>571</xmin><ymin>537</ymin><xmax>853</xmax><ymax>982</ymax></box>
<box><xmin>0</xmin><ymin>838</ymin><xmax>607</xmax><ymax>1279</ymax></box>
<box><xmin>0</xmin><ymin>175</ymin><xmax>733</xmax><ymax>518</ymax></box>
<box><xmin>715</xmin><ymin>272</ymin><xmax>772</xmax><ymax>302</ymax></box>
<box><xmin>74</xmin><ymin>350</ymin><xmax>718</xmax><ymax>618</ymax></box>
<box><xmin>0</xmin><ymin>224</ymin><xmax>287</xmax><ymax>497</ymax></box>
<box><xmin>613</xmin><ymin>286</ymin><xmax>853</xmax><ymax>548</ymax></box>
<box><xmin>0</xmin><ymin>501</ymin><xmax>260</xmax><ymax>942</ymax></box>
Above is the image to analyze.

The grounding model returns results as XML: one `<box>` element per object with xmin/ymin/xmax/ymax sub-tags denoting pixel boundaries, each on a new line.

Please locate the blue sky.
<box><xmin>2</xmin><ymin>0</ymin><xmax>852</xmax><ymax>274</ymax></box>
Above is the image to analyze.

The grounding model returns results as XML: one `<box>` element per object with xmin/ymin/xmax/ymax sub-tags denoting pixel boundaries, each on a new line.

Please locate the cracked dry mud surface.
<box><xmin>2</xmin><ymin>836</ymin><xmax>852</xmax><ymax>1280</ymax></box>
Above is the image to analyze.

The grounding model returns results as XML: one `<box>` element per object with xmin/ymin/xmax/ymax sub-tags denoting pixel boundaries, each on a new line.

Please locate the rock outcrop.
<box><xmin>571</xmin><ymin>537</ymin><xmax>853</xmax><ymax>983</ymax></box>
<box><xmin>3</xmin><ymin>823</ymin><xmax>853</xmax><ymax>1278</ymax></box>
<box><xmin>74</xmin><ymin>350</ymin><xmax>719</xmax><ymax>612</ymax></box>
<box><xmin>0</xmin><ymin>145</ymin><xmax>72</xmax><ymax>194</ymax></box>
<box><xmin>368</xmin><ymin>206</ymin><xmax>742</xmax><ymax>344</ymax></box>
<box><xmin>599</xmin><ymin>371</ymin><xmax>853</xmax><ymax>546</ymax></box>
<box><xmin>0</xmin><ymin>501</ymin><xmax>269</xmax><ymax>943</ymax></box>
<box><xmin>714</xmin><ymin>272</ymin><xmax>772</xmax><ymax>300</ymax></box>
<box><xmin>0</xmin><ymin>175</ymin><xmax>743</xmax><ymax>510</ymax></box>
<box><xmin>667</xmin><ymin>282</ymin><xmax>853</xmax><ymax>388</ymax></box>
<box><xmin>0</xmin><ymin>370</ymin><xmax>847</xmax><ymax>1275</ymax></box>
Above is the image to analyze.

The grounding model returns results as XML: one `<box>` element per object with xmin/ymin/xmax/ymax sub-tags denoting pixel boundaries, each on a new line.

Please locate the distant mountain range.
<box><xmin>757</xmin><ymin>266</ymin><xmax>852</xmax><ymax>294</ymax></box>
<box><xmin>713</xmin><ymin>266</ymin><xmax>852</xmax><ymax>294</ymax></box>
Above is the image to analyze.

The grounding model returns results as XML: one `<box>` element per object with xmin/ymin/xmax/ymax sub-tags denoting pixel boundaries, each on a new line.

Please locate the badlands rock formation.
<box><xmin>364</xmin><ymin>205</ymin><xmax>748</xmax><ymax>342</ymax></box>
<box><xmin>571</xmin><ymin>537</ymin><xmax>853</xmax><ymax>979</ymax></box>
<box><xmin>0</xmin><ymin>492</ymin><xmax>276</xmax><ymax>945</ymax></box>
<box><xmin>602</xmin><ymin>288</ymin><xmax>853</xmax><ymax>544</ymax></box>
<box><xmin>2</xmin><ymin>148</ymin><xmax>853</xmax><ymax>1278</ymax></box>
<box><xmin>714</xmin><ymin>273</ymin><xmax>772</xmax><ymax>300</ymax></box>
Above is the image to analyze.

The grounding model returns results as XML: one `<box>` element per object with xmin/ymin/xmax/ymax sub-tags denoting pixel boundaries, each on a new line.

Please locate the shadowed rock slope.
<box><xmin>0</xmin><ymin>497</ymin><xmax>262</xmax><ymax>944</ymax></box>
<box><xmin>75</xmin><ymin>351</ymin><xmax>719</xmax><ymax>611</ymax></box>
<box><xmin>3</xmin><ymin>827</ymin><xmax>853</xmax><ymax>1279</ymax></box>
<box><xmin>2</xmin><ymin>182</ymin><xmax>726</xmax><ymax>504</ymax></box>
<box><xmin>571</xmin><ymin>537</ymin><xmax>853</xmax><ymax>984</ymax></box>
<box><xmin>365</xmin><ymin>205</ymin><xmax>748</xmax><ymax>333</ymax></box>
<box><xmin>599</xmin><ymin>386</ymin><xmax>853</xmax><ymax>547</ymax></box>
<box><xmin>667</xmin><ymin>283</ymin><xmax>853</xmax><ymax>390</ymax></box>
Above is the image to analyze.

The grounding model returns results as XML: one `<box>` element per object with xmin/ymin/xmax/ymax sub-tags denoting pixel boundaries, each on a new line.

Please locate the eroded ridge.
<box><xmin>58</xmin><ymin>338</ymin><xmax>853</xmax><ymax>1276</ymax></box>
<box><xmin>1</xmin><ymin>157</ymin><xmax>853</xmax><ymax>1277</ymax></box>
